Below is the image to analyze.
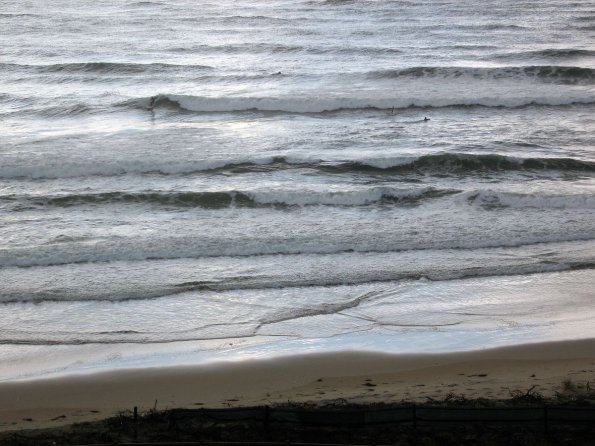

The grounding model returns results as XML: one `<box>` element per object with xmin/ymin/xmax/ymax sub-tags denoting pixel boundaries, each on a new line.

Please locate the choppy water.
<box><xmin>1</xmin><ymin>0</ymin><xmax>594</xmax><ymax>380</ymax></box>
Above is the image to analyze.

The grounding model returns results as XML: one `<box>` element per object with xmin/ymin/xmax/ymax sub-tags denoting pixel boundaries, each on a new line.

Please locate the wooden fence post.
<box><xmin>133</xmin><ymin>406</ymin><xmax>138</xmax><ymax>441</ymax></box>
<box><xmin>413</xmin><ymin>404</ymin><xmax>417</xmax><ymax>432</ymax></box>
<box><xmin>264</xmin><ymin>406</ymin><xmax>270</xmax><ymax>440</ymax></box>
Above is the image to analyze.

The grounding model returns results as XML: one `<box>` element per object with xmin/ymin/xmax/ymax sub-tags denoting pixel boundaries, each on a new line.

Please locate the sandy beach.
<box><xmin>1</xmin><ymin>338</ymin><xmax>594</xmax><ymax>432</ymax></box>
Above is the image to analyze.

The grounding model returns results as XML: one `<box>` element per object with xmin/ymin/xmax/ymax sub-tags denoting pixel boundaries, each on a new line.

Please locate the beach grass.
<box><xmin>2</xmin><ymin>393</ymin><xmax>595</xmax><ymax>446</ymax></box>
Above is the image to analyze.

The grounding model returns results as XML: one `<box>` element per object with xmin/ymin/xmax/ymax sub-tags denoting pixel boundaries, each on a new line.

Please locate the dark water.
<box><xmin>0</xmin><ymin>0</ymin><xmax>594</xmax><ymax>379</ymax></box>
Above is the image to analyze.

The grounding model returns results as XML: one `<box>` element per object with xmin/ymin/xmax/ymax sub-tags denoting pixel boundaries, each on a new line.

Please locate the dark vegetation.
<box><xmin>2</xmin><ymin>386</ymin><xmax>595</xmax><ymax>446</ymax></box>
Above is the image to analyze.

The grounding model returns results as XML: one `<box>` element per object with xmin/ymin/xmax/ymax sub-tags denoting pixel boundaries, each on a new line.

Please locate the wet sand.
<box><xmin>1</xmin><ymin>338</ymin><xmax>594</xmax><ymax>432</ymax></box>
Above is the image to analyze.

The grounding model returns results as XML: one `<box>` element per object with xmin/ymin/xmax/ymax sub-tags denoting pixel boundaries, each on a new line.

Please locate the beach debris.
<box><xmin>562</xmin><ymin>379</ymin><xmax>577</xmax><ymax>392</ymax></box>
<box><xmin>444</xmin><ymin>392</ymin><xmax>469</xmax><ymax>405</ymax></box>
<box><xmin>509</xmin><ymin>385</ymin><xmax>544</xmax><ymax>404</ymax></box>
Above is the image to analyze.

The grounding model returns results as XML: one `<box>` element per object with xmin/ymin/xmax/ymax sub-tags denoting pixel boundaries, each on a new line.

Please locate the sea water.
<box><xmin>1</xmin><ymin>0</ymin><xmax>594</xmax><ymax>380</ymax></box>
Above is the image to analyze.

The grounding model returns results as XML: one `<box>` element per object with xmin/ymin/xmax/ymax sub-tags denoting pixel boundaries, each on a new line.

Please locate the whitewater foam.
<box><xmin>2</xmin><ymin>231</ymin><xmax>595</xmax><ymax>269</ymax></box>
<box><xmin>2</xmin><ymin>240</ymin><xmax>595</xmax><ymax>304</ymax></box>
<box><xmin>462</xmin><ymin>190</ymin><xmax>595</xmax><ymax>210</ymax></box>
<box><xmin>155</xmin><ymin>91</ymin><xmax>595</xmax><ymax>114</ymax></box>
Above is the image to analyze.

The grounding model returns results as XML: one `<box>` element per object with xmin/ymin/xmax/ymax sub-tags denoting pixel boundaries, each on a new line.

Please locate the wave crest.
<box><xmin>368</xmin><ymin>65</ymin><xmax>595</xmax><ymax>84</ymax></box>
<box><xmin>140</xmin><ymin>89</ymin><xmax>595</xmax><ymax>114</ymax></box>
<box><xmin>1</xmin><ymin>153</ymin><xmax>594</xmax><ymax>180</ymax></box>
<box><xmin>462</xmin><ymin>190</ymin><xmax>595</xmax><ymax>210</ymax></box>
<box><xmin>492</xmin><ymin>49</ymin><xmax>595</xmax><ymax>61</ymax></box>
<box><xmin>0</xmin><ymin>62</ymin><xmax>213</xmax><ymax>75</ymax></box>
<box><xmin>4</xmin><ymin>187</ymin><xmax>456</xmax><ymax>210</ymax></box>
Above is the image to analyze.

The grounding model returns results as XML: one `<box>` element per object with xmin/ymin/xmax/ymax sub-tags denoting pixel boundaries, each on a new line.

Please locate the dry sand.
<box><xmin>1</xmin><ymin>338</ymin><xmax>595</xmax><ymax>432</ymax></box>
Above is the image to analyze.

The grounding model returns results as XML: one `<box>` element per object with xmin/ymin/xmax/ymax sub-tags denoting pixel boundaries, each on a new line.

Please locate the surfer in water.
<box><xmin>423</xmin><ymin>117</ymin><xmax>430</xmax><ymax>121</ymax></box>
<box><xmin>148</xmin><ymin>96</ymin><xmax>157</xmax><ymax>111</ymax></box>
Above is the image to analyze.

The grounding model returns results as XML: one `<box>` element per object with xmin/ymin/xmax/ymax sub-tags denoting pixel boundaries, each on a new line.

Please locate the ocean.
<box><xmin>1</xmin><ymin>0</ymin><xmax>594</xmax><ymax>380</ymax></box>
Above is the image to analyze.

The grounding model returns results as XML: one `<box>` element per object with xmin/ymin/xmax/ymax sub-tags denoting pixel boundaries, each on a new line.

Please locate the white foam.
<box><xmin>2</xmin><ymin>230</ymin><xmax>595</xmax><ymax>269</ymax></box>
<box><xmin>248</xmin><ymin>186</ymin><xmax>439</xmax><ymax>206</ymax></box>
<box><xmin>2</xmin><ymin>268</ymin><xmax>595</xmax><ymax>380</ymax></box>
<box><xmin>2</xmin><ymin>239</ymin><xmax>595</xmax><ymax>304</ymax></box>
<box><xmin>461</xmin><ymin>190</ymin><xmax>595</xmax><ymax>210</ymax></box>
<box><xmin>164</xmin><ymin>79</ymin><xmax>595</xmax><ymax>113</ymax></box>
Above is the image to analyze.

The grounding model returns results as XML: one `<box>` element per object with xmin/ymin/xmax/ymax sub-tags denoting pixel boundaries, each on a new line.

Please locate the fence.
<box><xmin>168</xmin><ymin>404</ymin><xmax>595</xmax><ymax>426</ymax></box>
<box><xmin>69</xmin><ymin>405</ymin><xmax>595</xmax><ymax>446</ymax></box>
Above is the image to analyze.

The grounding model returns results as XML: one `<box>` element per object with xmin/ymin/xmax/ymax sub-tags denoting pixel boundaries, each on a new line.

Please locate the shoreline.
<box><xmin>1</xmin><ymin>338</ymin><xmax>595</xmax><ymax>432</ymax></box>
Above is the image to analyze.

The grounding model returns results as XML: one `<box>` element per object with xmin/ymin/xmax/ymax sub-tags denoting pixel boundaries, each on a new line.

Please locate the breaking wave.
<box><xmin>2</xmin><ymin>187</ymin><xmax>456</xmax><ymax>210</ymax></box>
<box><xmin>140</xmin><ymin>90</ymin><xmax>595</xmax><ymax>114</ymax></box>
<box><xmin>461</xmin><ymin>190</ymin><xmax>595</xmax><ymax>210</ymax></box>
<box><xmin>1</xmin><ymin>153</ymin><xmax>594</xmax><ymax>180</ymax></box>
